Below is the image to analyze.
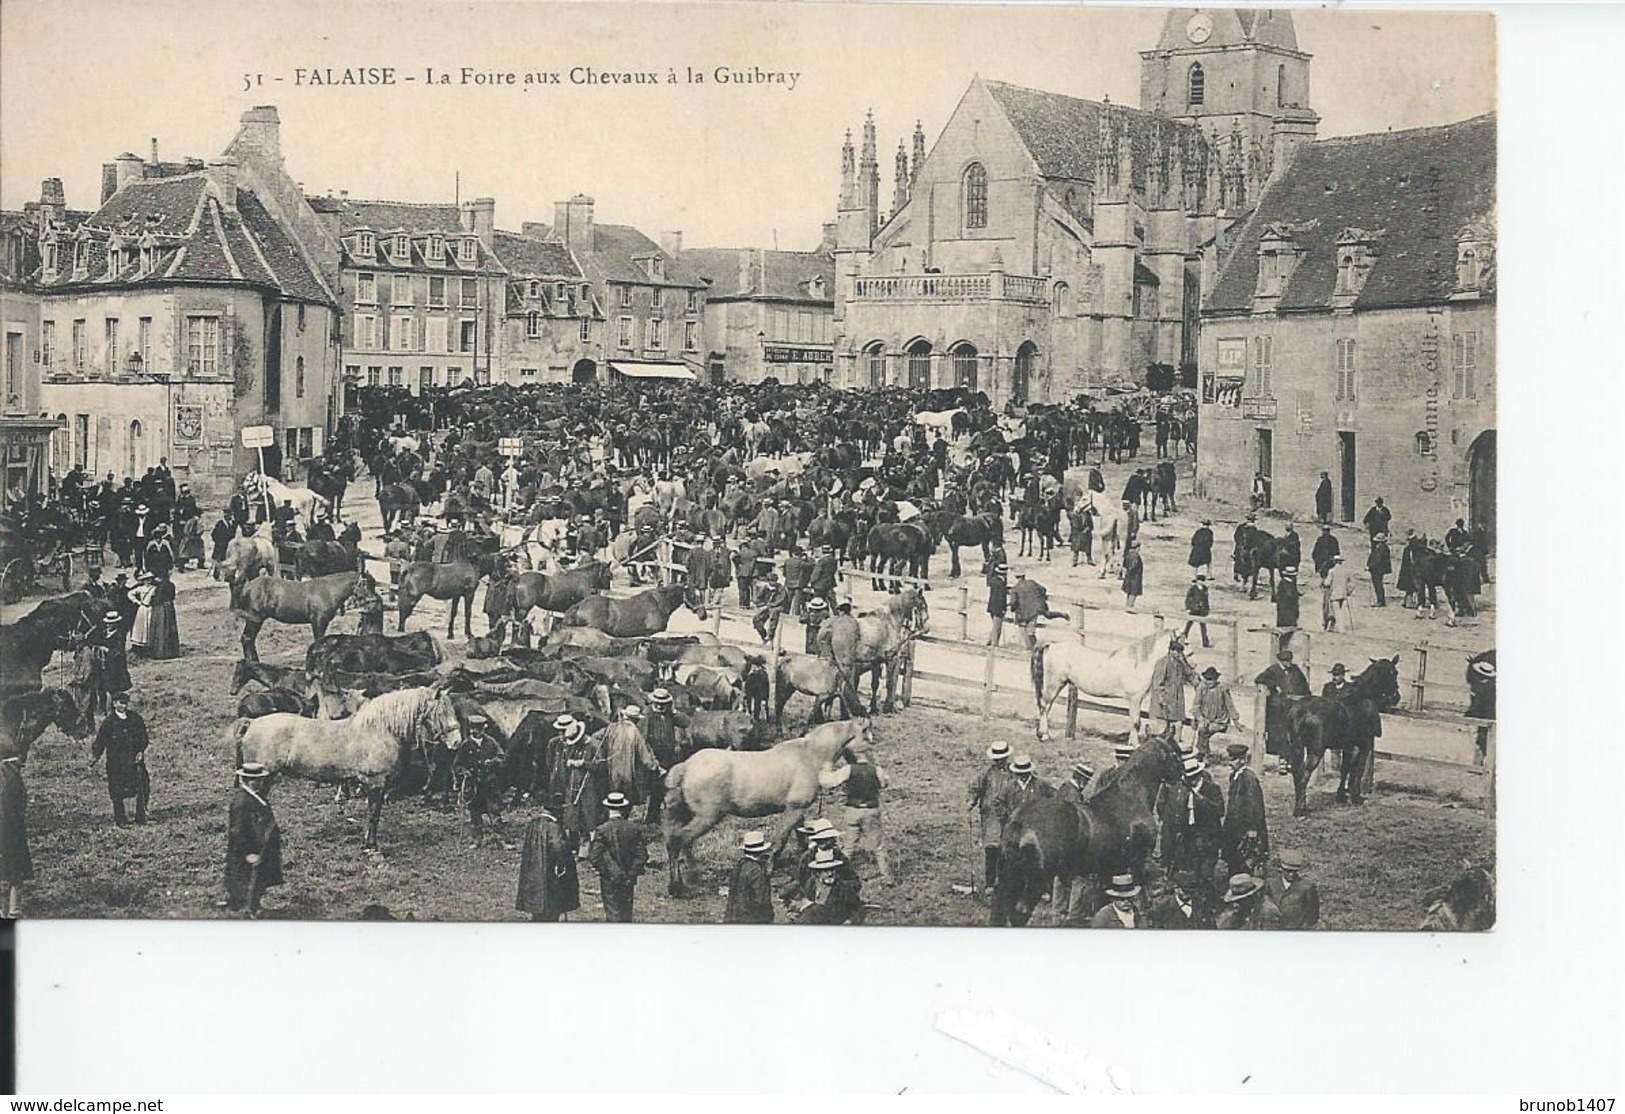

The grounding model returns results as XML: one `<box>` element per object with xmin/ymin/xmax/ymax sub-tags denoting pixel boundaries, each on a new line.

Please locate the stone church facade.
<box><xmin>833</xmin><ymin>8</ymin><xmax>1320</xmax><ymax>404</ymax></box>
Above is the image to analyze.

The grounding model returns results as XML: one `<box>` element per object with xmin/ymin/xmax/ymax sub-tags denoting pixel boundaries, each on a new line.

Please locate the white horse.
<box><xmin>387</xmin><ymin>434</ymin><xmax>420</xmax><ymax>456</ymax></box>
<box><xmin>1030</xmin><ymin>628</ymin><xmax>1186</xmax><ymax>741</ymax></box>
<box><xmin>914</xmin><ymin>408</ymin><xmax>965</xmax><ymax>438</ymax></box>
<box><xmin>498</xmin><ymin>520</ymin><xmax>568</xmax><ymax>571</ymax></box>
<box><xmin>265</xmin><ymin>478</ymin><xmax>319</xmax><ymax>526</ymax></box>
<box><xmin>743</xmin><ymin>452</ymin><xmax>809</xmax><ymax>483</ymax></box>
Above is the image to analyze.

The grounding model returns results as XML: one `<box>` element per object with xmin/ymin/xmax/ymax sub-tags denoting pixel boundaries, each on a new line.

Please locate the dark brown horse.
<box><xmin>306</xmin><ymin>631</ymin><xmax>444</xmax><ymax>678</ymax></box>
<box><xmin>236</xmin><ymin>570</ymin><xmax>360</xmax><ymax>662</ymax></box>
<box><xmin>377</xmin><ymin>482</ymin><xmax>422</xmax><ymax>533</ymax></box>
<box><xmin>509</xmin><ymin>561</ymin><xmax>612</xmax><ymax>616</ymax></box>
<box><xmin>563</xmin><ymin>582</ymin><xmax>704</xmax><ymax>638</ymax></box>
<box><xmin>1284</xmin><ymin>655</ymin><xmax>1403</xmax><ymax>816</ymax></box>
<box><xmin>0</xmin><ymin>592</ymin><xmax>98</xmax><ymax>697</ymax></box>
<box><xmin>866</xmin><ymin>521</ymin><xmax>934</xmax><ymax>590</ymax></box>
<box><xmin>0</xmin><ymin>686</ymin><xmax>92</xmax><ymax>759</ymax></box>
<box><xmin>937</xmin><ymin>510</ymin><xmax>1002</xmax><ymax>579</ymax></box>
<box><xmin>1238</xmin><ymin>526</ymin><xmax>1287</xmax><ymax>601</ymax></box>
<box><xmin>397</xmin><ymin>553</ymin><xmax>503</xmax><ymax>639</ymax></box>
<box><xmin>992</xmin><ymin>737</ymin><xmax>1184</xmax><ymax>926</ymax></box>
<box><xmin>295</xmin><ymin>522</ymin><xmax>362</xmax><ymax>578</ymax></box>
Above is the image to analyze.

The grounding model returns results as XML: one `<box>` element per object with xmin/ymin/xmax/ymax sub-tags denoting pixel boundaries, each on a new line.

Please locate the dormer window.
<box><xmin>581</xmin><ymin>284</ymin><xmax>592</xmax><ymax>307</ymax></box>
<box><xmin>1454</xmin><ymin>225</ymin><xmax>1491</xmax><ymax>295</ymax></box>
<box><xmin>555</xmin><ymin>281</ymin><xmax>566</xmax><ymax>301</ymax></box>
<box><xmin>808</xmin><ymin>276</ymin><xmax>826</xmax><ymax>298</ymax></box>
<box><xmin>1255</xmin><ymin>222</ymin><xmax>1317</xmax><ymax>300</ymax></box>
<box><xmin>393</xmin><ymin>234</ymin><xmax>410</xmax><ymax>260</ymax></box>
<box><xmin>457</xmin><ymin>237</ymin><xmax>476</xmax><ymax>263</ymax></box>
<box><xmin>42</xmin><ymin>241</ymin><xmax>59</xmax><ymax>276</ymax></box>
<box><xmin>104</xmin><ymin>239</ymin><xmax>122</xmax><ymax>278</ymax></box>
<box><xmin>356</xmin><ymin>231</ymin><xmax>375</xmax><ymax>257</ymax></box>
<box><xmin>529</xmin><ymin>280</ymin><xmax>541</xmax><ymax>299</ymax></box>
<box><xmin>427</xmin><ymin>234</ymin><xmax>444</xmax><ymax>262</ymax></box>
<box><xmin>140</xmin><ymin>244</ymin><xmax>155</xmax><ymax>275</ymax></box>
<box><xmin>1333</xmin><ymin>228</ymin><xmax>1382</xmax><ymax>299</ymax></box>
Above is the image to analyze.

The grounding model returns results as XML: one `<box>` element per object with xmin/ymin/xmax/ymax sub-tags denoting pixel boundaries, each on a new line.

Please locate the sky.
<box><xmin>0</xmin><ymin>1</ymin><xmax>1495</xmax><ymax>250</ymax></box>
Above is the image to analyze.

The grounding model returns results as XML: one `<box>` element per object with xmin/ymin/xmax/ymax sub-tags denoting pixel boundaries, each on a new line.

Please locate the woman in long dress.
<box><xmin>145</xmin><ymin>574</ymin><xmax>180</xmax><ymax>660</ymax></box>
<box><xmin>128</xmin><ymin>577</ymin><xmax>156</xmax><ymax>653</ymax></box>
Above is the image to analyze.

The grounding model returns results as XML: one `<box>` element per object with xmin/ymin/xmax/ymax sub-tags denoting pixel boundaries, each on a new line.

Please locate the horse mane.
<box><xmin>349</xmin><ymin>686</ymin><xmax>440</xmax><ymax>741</ymax></box>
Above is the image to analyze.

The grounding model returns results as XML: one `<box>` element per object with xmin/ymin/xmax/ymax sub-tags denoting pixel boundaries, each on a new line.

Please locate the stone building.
<box><xmin>1195</xmin><ymin>114</ymin><xmax>1496</xmax><ymax>534</ymax></box>
<box><xmin>0</xmin><ymin>195</ymin><xmax>74</xmax><ymax>511</ymax></box>
<box><xmin>833</xmin><ymin>8</ymin><xmax>1320</xmax><ymax>403</ymax></box>
<box><xmin>522</xmin><ymin>196</ymin><xmax>706</xmax><ymax>385</ymax></box>
<box><xmin>684</xmin><ymin>240</ymin><xmax>836</xmax><ymax>385</ymax></box>
<box><xmin>490</xmin><ymin>231</ymin><xmax>602</xmax><ymax>386</ymax></box>
<box><xmin>27</xmin><ymin>108</ymin><xmax>342</xmax><ymax>497</ymax></box>
<box><xmin>308</xmin><ymin>194</ymin><xmax>509</xmax><ymax>394</ymax></box>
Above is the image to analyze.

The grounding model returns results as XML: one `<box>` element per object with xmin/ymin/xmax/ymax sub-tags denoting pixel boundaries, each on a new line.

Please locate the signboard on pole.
<box><xmin>498</xmin><ymin>437</ymin><xmax>524</xmax><ymax>457</ymax></box>
<box><xmin>240</xmin><ymin>425</ymin><xmax>275</xmax><ymax>449</ymax></box>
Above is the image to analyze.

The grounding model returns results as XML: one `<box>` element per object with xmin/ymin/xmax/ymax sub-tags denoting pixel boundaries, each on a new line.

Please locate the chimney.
<box><xmin>553</xmin><ymin>194</ymin><xmax>595</xmax><ymax>258</ymax></box>
<box><xmin>236</xmin><ymin>105</ymin><xmax>283</xmax><ymax>162</ymax></box>
<box><xmin>207</xmin><ymin>157</ymin><xmax>239</xmax><ymax>215</ymax></box>
<box><xmin>659</xmin><ymin>231</ymin><xmax>683</xmax><ymax>258</ymax></box>
<box><xmin>458</xmin><ymin>197</ymin><xmax>495</xmax><ymax>248</ymax></box>
<box><xmin>820</xmin><ymin>221</ymin><xmax>838</xmax><ymax>253</ymax></box>
<box><xmin>113</xmin><ymin>151</ymin><xmax>144</xmax><ymax>193</ymax></box>
<box><xmin>737</xmin><ymin>251</ymin><xmax>755</xmax><ymax>294</ymax></box>
<box><xmin>520</xmin><ymin>221</ymin><xmax>550</xmax><ymax>240</ymax></box>
<box><xmin>149</xmin><ymin>137</ymin><xmax>159</xmax><ymax>166</ymax></box>
<box><xmin>101</xmin><ymin>165</ymin><xmax>119</xmax><ymax>205</ymax></box>
<box><xmin>39</xmin><ymin>179</ymin><xmax>66</xmax><ymax>226</ymax></box>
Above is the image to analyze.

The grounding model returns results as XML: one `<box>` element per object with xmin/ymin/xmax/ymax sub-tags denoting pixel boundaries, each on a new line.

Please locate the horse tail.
<box><xmin>1030</xmin><ymin>641</ymin><xmax>1050</xmax><ymax>707</ymax></box>
<box><xmin>1012</xmin><ymin>832</ymin><xmax>1045</xmax><ymax>918</ymax></box>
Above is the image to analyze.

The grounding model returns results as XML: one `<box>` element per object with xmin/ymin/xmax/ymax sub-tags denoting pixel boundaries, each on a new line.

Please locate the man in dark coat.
<box><xmin>809</xmin><ymin>544</ymin><xmax>839</xmax><ymax>602</ymax></box>
<box><xmin>549</xmin><ymin>717</ymin><xmax>604</xmax><ymax>853</ymax></box>
<box><xmin>782</xmin><ymin>545</ymin><xmax>812</xmax><ymax>619</ymax></box>
<box><xmin>967</xmin><ymin>741</ymin><xmax>1013</xmax><ymax>894</ymax></box>
<box><xmin>1161</xmin><ymin>751</ymin><xmax>1225</xmax><ymax>916</ymax></box>
<box><xmin>1314</xmin><ymin>471</ymin><xmax>1334</xmax><ymax>522</ymax></box>
<box><xmin>641</xmin><ymin>689</ymin><xmax>686</xmax><ymax>822</ymax></box>
<box><xmin>1311</xmin><ymin>524</ymin><xmax>1341</xmax><ymax>578</ymax></box>
<box><xmin>724</xmin><ymin>829</ymin><xmax>775</xmax><ymax>924</ymax></box>
<box><xmin>1222</xmin><ymin>743</ymin><xmax>1269</xmax><ymax>877</ymax></box>
<box><xmin>1182</xmin><ymin>575</ymin><xmax>1212</xmax><ymax>649</ymax></box>
<box><xmin>90</xmin><ymin>691</ymin><xmax>149</xmax><ymax>825</ymax></box>
<box><xmin>225</xmin><ymin>762</ymin><xmax>283</xmax><ymax>916</ymax></box>
<box><xmin>1275</xmin><ymin>567</ymin><xmax>1301</xmax><ymax>633</ymax></box>
<box><xmin>1188</xmin><ymin>519</ymin><xmax>1214</xmax><ymax>577</ymax></box>
<box><xmin>1255</xmin><ymin>649</ymin><xmax>1310</xmax><ymax>760</ymax></box>
<box><xmin>0</xmin><ymin>750</ymin><xmax>33</xmax><ymax>918</ymax></box>
<box><xmin>588</xmin><ymin>791</ymin><xmax>647</xmax><ymax>922</ymax></box>
<box><xmin>1280</xmin><ymin>523</ymin><xmax>1303</xmax><ymax>573</ymax></box>
<box><xmin>1362</xmin><ymin>497</ymin><xmax>1392</xmax><ymax>539</ymax></box>
<box><xmin>1216</xmin><ymin>873</ymin><xmax>1281</xmax><ymax>929</ymax></box>
<box><xmin>1012</xmin><ymin>571</ymin><xmax>1067</xmax><ymax>649</ymax></box>
<box><xmin>1266</xmin><ymin>849</ymin><xmax>1321</xmax><ymax>929</ymax></box>
<box><xmin>733</xmin><ymin>530</ymin><xmax>767</xmax><ymax>608</ymax></box>
<box><xmin>1397</xmin><ymin>529</ymin><xmax>1422</xmax><ymax>607</ymax></box>
<box><xmin>985</xmin><ymin>562</ymin><xmax>1009</xmax><ymax>647</ymax></box>
<box><xmin>993</xmin><ymin>754</ymin><xmax>1054</xmax><ymax>837</ymax></box>
<box><xmin>792</xmin><ymin>847</ymin><xmax>863</xmax><ymax>924</ymax></box>
<box><xmin>516</xmin><ymin>795</ymin><xmax>581</xmax><ymax>922</ymax></box>
<box><xmin>1367</xmin><ymin>532</ymin><xmax>1392</xmax><ymax>606</ymax></box>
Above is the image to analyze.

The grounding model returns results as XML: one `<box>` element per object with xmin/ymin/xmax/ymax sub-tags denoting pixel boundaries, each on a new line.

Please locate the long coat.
<box><xmin>1223</xmin><ymin>766</ymin><xmax>1270</xmax><ymax>871</ymax></box>
<box><xmin>1120</xmin><ymin>549</ymin><xmax>1144</xmax><ymax>596</ymax></box>
<box><xmin>1161</xmin><ymin>774</ymin><xmax>1225</xmax><ymax>877</ymax></box>
<box><xmin>91</xmin><ymin>711</ymin><xmax>149</xmax><ymax>800</ymax></box>
<box><xmin>600</xmin><ymin>722</ymin><xmax>661</xmax><ymax>804</ymax></box>
<box><xmin>1367</xmin><ymin>541</ymin><xmax>1392</xmax><ymax>578</ymax></box>
<box><xmin>1255</xmin><ymin>662</ymin><xmax>1310</xmax><ymax>754</ymax></box>
<box><xmin>1149</xmin><ymin>652</ymin><xmax>1197</xmax><ymax>721</ymax></box>
<box><xmin>225</xmin><ymin>785</ymin><xmax>284</xmax><ymax>908</ymax></box>
<box><xmin>0</xmin><ymin>759</ymin><xmax>33</xmax><ymax>884</ymax></box>
<box><xmin>967</xmin><ymin>762</ymin><xmax>1013</xmax><ymax>847</ymax></box>
<box><xmin>516</xmin><ymin>811</ymin><xmax>581</xmax><ymax>919</ymax></box>
<box><xmin>1275</xmin><ymin>579</ymin><xmax>1300</xmax><ymax>629</ymax></box>
<box><xmin>1266</xmin><ymin>877</ymin><xmax>1322</xmax><ymax>930</ymax></box>
<box><xmin>725</xmin><ymin>854</ymin><xmax>775</xmax><ymax>924</ymax></box>
<box><xmin>1188</xmin><ymin>526</ymin><xmax>1214</xmax><ymax>568</ymax></box>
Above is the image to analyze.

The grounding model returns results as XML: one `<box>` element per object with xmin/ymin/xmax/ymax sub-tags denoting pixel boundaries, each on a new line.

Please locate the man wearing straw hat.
<box><xmin>599</xmin><ymin>705</ymin><xmax>663</xmax><ymax>816</ymax></box>
<box><xmin>792</xmin><ymin>847</ymin><xmax>863</xmax><ymax>925</ymax></box>
<box><xmin>993</xmin><ymin>754</ymin><xmax>1054</xmax><ymax>838</ymax></box>
<box><xmin>641</xmin><ymin>689</ymin><xmax>686</xmax><ymax>825</ymax></box>
<box><xmin>724</xmin><ymin>830</ymin><xmax>775</xmax><ymax>924</ymax></box>
<box><xmin>588</xmin><ymin>791</ymin><xmax>647</xmax><ymax>922</ymax></box>
<box><xmin>548</xmin><ymin>714</ymin><xmax>603</xmax><ymax>854</ymax></box>
<box><xmin>225</xmin><ymin>762</ymin><xmax>283</xmax><ymax>917</ymax></box>
<box><xmin>1160</xmin><ymin>750</ymin><xmax>1225</xmax><ymax>917</ymax></box>
<box><xmin>967</xmin><ymin>742</ymin><xmax>1014</xmax><ymax>896</ymax></box>
<box><xmin>1056</xmin><ymin>760</ymin><xmax>1095</xmax><ymax>811</ymax></box>
<box><xmin>1088</xmin><ymin>874</ymin><xmax>1147</xmax><ymax>929</ymax></box>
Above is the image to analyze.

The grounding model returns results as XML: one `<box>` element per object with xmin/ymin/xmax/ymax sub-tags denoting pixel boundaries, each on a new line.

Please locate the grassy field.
<box><xmin>15</xmin><ymin>571</ymin><xmax>1490</xmax><ymax>928</ymax></box>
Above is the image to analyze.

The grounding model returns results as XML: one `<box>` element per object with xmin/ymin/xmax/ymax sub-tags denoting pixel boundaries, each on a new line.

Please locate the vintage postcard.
<box><xmin>0</xmin><ymin>2</ymin><xmax>1495</xmax><ymax>932</ymax></box>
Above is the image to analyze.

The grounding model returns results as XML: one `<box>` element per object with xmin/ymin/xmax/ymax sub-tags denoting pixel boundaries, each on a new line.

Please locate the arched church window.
<box><xmin>1188</xmin><ymin>64</ymin><xmax>1205</xmax><ymax>107</ymax></box>
<box><xmin>1277</xmin><ymin>64</ymin><xmax>1287</xmax><ymax>108</ymax></box>
<box><xmin>1053</xmin><ymin>282</ymin><xmax>1071</xmax><ymax>318</ymax></box>
<box><xmin>962</xmin><ymin>164</ymin><xmax>988</xmax><ymax>231</ymax></box>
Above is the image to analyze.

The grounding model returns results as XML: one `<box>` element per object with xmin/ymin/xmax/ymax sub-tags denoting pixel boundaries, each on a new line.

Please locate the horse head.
<box><xmin>35</xmin><ymin>687</ymin><xmax>93</xmax><ymax>744</ymax></box>
<box><xmin>1360</xmin><ymin>654</ymin><xmax>1404</xmax><ymax>711</ymax></box>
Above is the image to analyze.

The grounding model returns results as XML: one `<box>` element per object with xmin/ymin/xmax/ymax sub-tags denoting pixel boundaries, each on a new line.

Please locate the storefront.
<box><xmin>0</xmin><ymin>416</ymin><xmax>63</xmax><ymax>514</ymax></box>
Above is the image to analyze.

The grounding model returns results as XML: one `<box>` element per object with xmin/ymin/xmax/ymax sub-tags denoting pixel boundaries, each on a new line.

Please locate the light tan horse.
<box><xmin>662</xmin><ymin>717</ymin><xmax>873</xmax><ymax>896</ymax></box>
<box><xmin>234</xmin><ymin>683</ymin><xmax>464</xmax><ymax>850</ymax></box>
<box><xmin>823</xmin><ymin>588</ymin><xmax>927</xmax><ymax>715</ymax></box>
<box><xmin>1030</xmin><ymin>628</ymin><xmax>1182</xmax><ymax>741</ymax></box>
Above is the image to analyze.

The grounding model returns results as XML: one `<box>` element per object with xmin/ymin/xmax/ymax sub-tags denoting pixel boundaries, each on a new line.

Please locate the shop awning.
<box><xmin>610</xmin><ymin>361</ymin><xmax>696</xmax><ymax>382</ymax></box>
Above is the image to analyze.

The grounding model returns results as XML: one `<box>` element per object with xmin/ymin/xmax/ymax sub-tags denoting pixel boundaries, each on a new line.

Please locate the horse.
<box><xmin>1421</xmin><ymin>863</ymin><xmax>1496</xmax><ymax>931</ymax></box>
<box><xmin>824</xmin><ymin>589</ymin><xmax>926</xmax><ymax>714</ymax></box>
<box><xmin>237</xmin><ymin>688</ymin><xmax>313</xmax><ymax>719</ymax></box>
<box><xmin>562</xmin><ymin>582</ymin><xmax>704</xmax><ymax>638</ymax></box>
<box><xmin>937</xmin><ymin>510</ymin><xmax>1002</xmax><ymax>579</ymax></box>
<box><xmin>661</xmin><ymin>717</ymin><xmax>873</xmax><ymax>897</ymax></box>
<box><xmin>377</xmin><ymin>482</ymin><xmax>423</xmax><ymax>533</ymax></box>
<box><xmin>1239</xmin><ymin>527</ymin><xmax>1286</xmax><ymax>601</ymax></box>
<box><xmin>306</xmin><ymin>631</ymin><xmax>445</xmax><ymax>678</ymax></box>
<box><xmin>230</xmin><ymin>658</ymin><xmax>313</xmax><ymax>696</ymax></box>
<box><xmin>235</xmin><ymin>569</ymin><xmax>360</xmax><ymax>661</ymax></box>
<box><xmin>295</xmin><ymin>523</ymin><xmax>362</xmax><ymax>579</ymax></box>
<box><xmin>1151</xmin><ymin>461</ymin><xmax>1178</xmax><ymax>517</ymax></box>
<box><xmin>234</xmin><ymin>683</ymin><xmax>465</xmax><ymax>851</ymax></box>
<box><xmin>1030</xmin><ymin>628</ymin><xmax>1180</xmax><ymax>741</ymax></box>
<box><xmin>669</xmin><ymin>663</ymin><xmax>740</xmax><ymax>710</ymax></box>
<box><xmin>1283</xmin><ymin>655</ymin><xmax>1402</xmax><ymax>816</ymax></box>
<box><xmin>0</xmin><ymin>686</ymin><xmax>92</xmax><ymax>760</ymax></box>
<box><xmin>397</xmin><ymin>553</ymin><xmax>503</xmax><ymax>639</ymax></box>
<box><xmin>217</xmin><ymin>533</ymin><xmax>277</xmax><ymax>604</ymax></box>
<box><xmin>510</xmin><ymin>561</ymin><xmax>612</xmax><ymax>618</ymax></box>
<box><xmin>265</xmin><ymin>478</ymin><xmax>319</xmax><ymax>526</ymax></box>
<box><xmin>303</xmin><ymin>457</ymin><xmax>351</xmax><ymax>521</ymax></box>
<box><xmin>773</xmin><ymin>653</ymin><xmax>859</xmax><ymax>725</ymax></box>
<box><xmin>992</xmin><ymin>737</ymin><xmax>1184</xmax><ymax>926</ymax></box>
<box><xmin>913</xmin><ymin>408</ymin><xmax>966</xmax><ymax>439</ymax></box>
<box><xmin>0</xmin><ymin>592</ymin><xmax>97</xmax><ymax>698</ymax></box>
<box><xmin>866</xmin><ymin>521</ymin><xmax>933</xmax><ymax>590</ymax></box>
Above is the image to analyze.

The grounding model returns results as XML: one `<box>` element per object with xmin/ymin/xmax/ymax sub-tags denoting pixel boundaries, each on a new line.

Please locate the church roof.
<box><xmin>1149</xmin><ymin>8</ymin><xmax>1302</xmax><ymax>54</ymax></box>
<box><xmin>1206</xmin><ymin>114</ymin><xmax>1496</xmax><ymax>314</ymax></box>
<box><xmin>984</xmin><ymin>80</ymin><xmax>1209</xmax><ymax>190</ymax></box>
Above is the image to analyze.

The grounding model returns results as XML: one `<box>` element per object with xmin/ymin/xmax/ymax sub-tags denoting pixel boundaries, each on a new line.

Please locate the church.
<box><xmin>833</xmin><ymin>8</ymin><xmax>1320</xmax><ymax>403</ymax></box>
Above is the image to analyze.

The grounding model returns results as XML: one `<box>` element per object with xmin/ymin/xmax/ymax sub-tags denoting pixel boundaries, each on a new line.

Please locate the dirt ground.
<box><xmin>10</xmin><ymin>447</ymin><xmax>1493</xmax><ymax>927</ymax></box>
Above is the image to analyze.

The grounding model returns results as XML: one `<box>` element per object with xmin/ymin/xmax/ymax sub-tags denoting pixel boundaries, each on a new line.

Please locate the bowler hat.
<box><xmin>1222</xmin><ymin>874</ymin><xmax>1265</xmax><ymax>903</ymax></box>
<box><xmin>1104</xmin><ymin>873</ymin><xmax>1141</xmax><ymax>899</ymax></box>
<box><xmin>1201</xmin><ymin>666</ymin><xmax>1220</xmax><ymax>680</ymax></box>
<box><xmin>1277</xmin><ymin>650</ymin><xmax>1294</xmax><ymax>661</ymax></box>
<box><xmin>1331</xmin><ymin>663</ymin><xmax>1347</xmax><ymax>675</ymax></box>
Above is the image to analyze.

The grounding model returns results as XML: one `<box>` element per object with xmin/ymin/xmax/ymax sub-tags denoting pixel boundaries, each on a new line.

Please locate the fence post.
<box><xmin>900</xmin><ymin>639</ymin><xmax>915</xmax><ymax>707</ymax></box>
<box><xmin>766</xmin><ymin>615</ymin><xmax>783</xmax><ymax>739</ymax></box>
<box><xmin>981</xmin><ymin>641</ymin><xmax>996</xmax><ymax>719</ymax></box>
<box><xmin>1484</xmin><ymin>722</ymin><xmax>1497</xmax><ymax>819</ymax></box>
<box><xmin>958</xmin><ymin>584</ymin><xmax>970</xmax><ymax>642</ymax></box>
<box><xmin>1065</xmin><ymin>684</ymin><xmax>1079</xmax><ymax>740</ymax></box>
<box><xmin>1411</xmin><ymin>643</ymin><xmax>1429</xmax><ymax>712</ymax></box>
<box><xmin>1073</xmin><ymin>599</ymin><xmax>1088</xmax><ymax>645</ymax></box>
<box><xmin>1251</xmin><ymin>685</ymin><xmax>1268</xmax><ymax>771</ymax></box>
<box><xmin>1226</xmin><ymin>618</ymin><xmax>1240</xmax><ymax>687</ymax></box>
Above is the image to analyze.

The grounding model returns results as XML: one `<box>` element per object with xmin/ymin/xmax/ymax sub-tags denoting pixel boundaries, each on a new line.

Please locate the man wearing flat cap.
<box><xmin>225</xmin><ymin>762</ymin><xmax>283</xmax><ymax>917</ymax></box>
<box><xmin>1266</xmin><ymin>850</ymin><xmax>1321</xmax><ymax>930</ymax></box>
<box><xmin>1222</xmin><ymin>743</ymin><xmax>1269</xmax><ymax>878</ymax></box>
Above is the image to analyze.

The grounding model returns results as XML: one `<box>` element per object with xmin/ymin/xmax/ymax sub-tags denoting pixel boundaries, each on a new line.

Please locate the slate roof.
<box><xmin>329</xmin><ymin>199</ymin><xmax>464</xmax><ymax>235</ymax></box>
<box><xmin>491</xmin><ymin>231</ymin><xmax>581</xmax><ymax>278</ymax></box>
<box><xmin>685</xmin><ymin>247</ymin><xmax>835</xmax><ymax>303</ymax></box>
<box><xmin>532</xmin><ymin>221</ymin><xmax>703</xmax><ymax>289</ymax></box>
<box><xmin>985</xmin><ymin>80</ymin><xmax>1210</xmax><ymax>191</ymax></box>
<box><xmin>33</xmin><ymin>174</ymin><xmax>334</xmax><ymax>304</ymax></box>
<box><xmin>1206</xmin><ymin>114</ymin><xmax>1496</xmax><ymax>314</ymax></box>
<box><xmin>313</xmin><ymin>196</ymin><xmax>504</xmax><ymax>274</ymax></box>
